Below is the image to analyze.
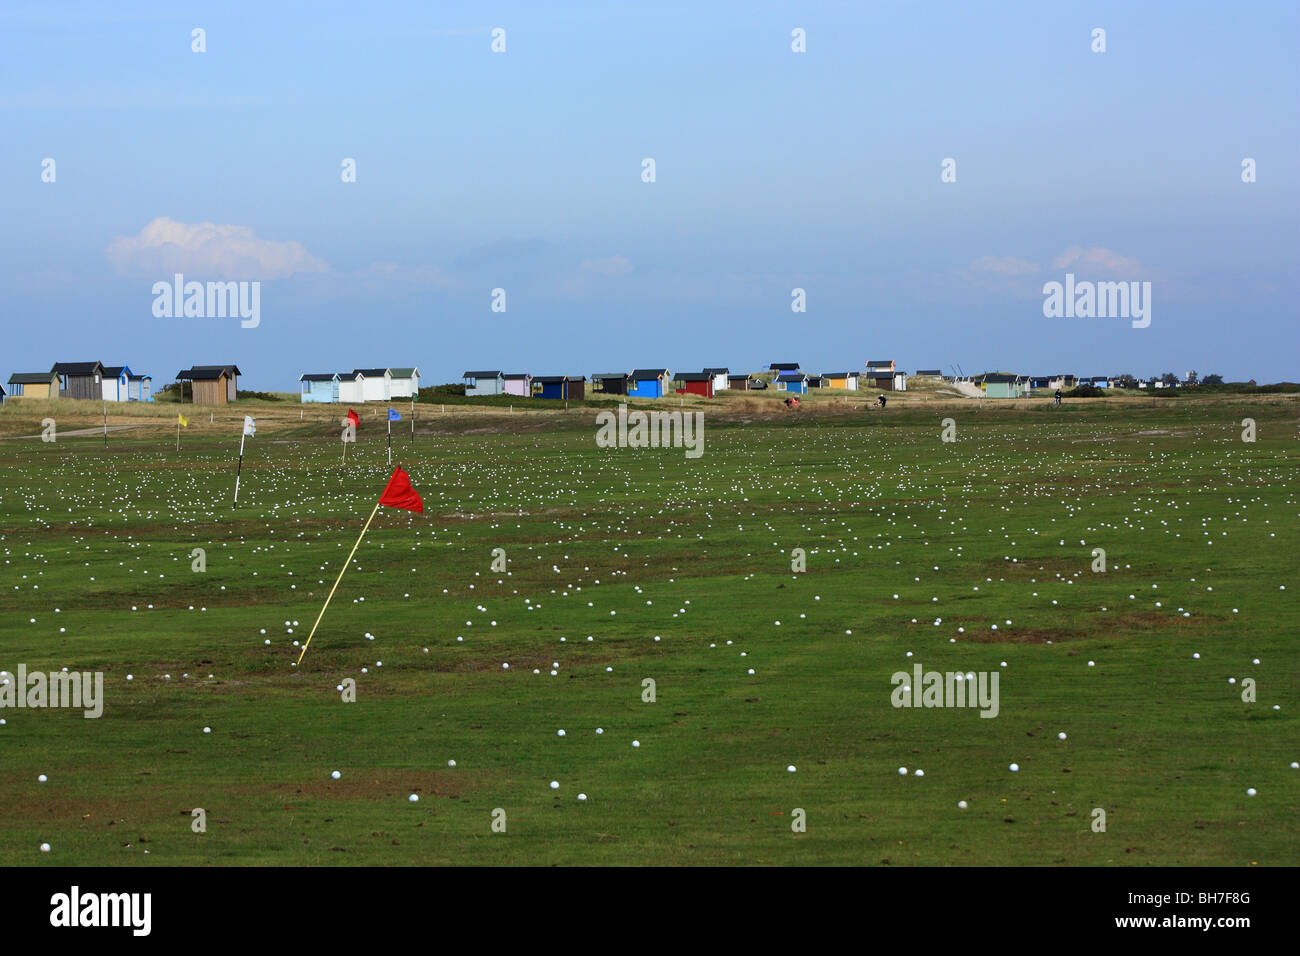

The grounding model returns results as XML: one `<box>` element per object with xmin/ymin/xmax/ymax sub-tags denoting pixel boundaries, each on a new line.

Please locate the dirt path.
<box><xmin>0</xmin><ymin>424</ymin><xmax>146</xmax><ymax>440</ymax></box>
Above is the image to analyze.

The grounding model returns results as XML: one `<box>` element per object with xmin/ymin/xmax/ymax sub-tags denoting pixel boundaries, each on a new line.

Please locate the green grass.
<box><xmin>0</xmin><ymin>397</ymin><xmax>1296</xmax><ymax>865</ymax></box>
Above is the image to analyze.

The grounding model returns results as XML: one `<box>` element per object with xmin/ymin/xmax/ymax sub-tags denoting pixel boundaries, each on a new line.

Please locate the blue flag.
<box><xmin>388</xmin><ymin>409</ymin><xmax>402</xmax><ymax>421</ymax></box>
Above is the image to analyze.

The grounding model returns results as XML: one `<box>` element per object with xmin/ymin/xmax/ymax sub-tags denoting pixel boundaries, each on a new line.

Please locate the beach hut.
<box><xmin>864</xmin><ymin>359</ymin><xmax>897</xmax><ymax>391</ymax></box>
<box><xmin>822</xmin><ymin>371</ymin><xmax>859</xmax><ymax>391</ymax></box>
<box><xmin>101</xmin><ymin>366</ymin><xmax>131</xmax><ymax>402</ymax></box>
<box><xmin>354</xmin><ymin>368</ymin><xmax>392</xmax><ymax>402</ymax></box>
<box><xmin>629</xmin><ymin>369</ymin><xmax>671</xmax><ymax>399</ymax></box>
<box><xmin>703</xmin><ymin>368</ymin><xmax>730</xmax><ymax>392</ymax></box>
<box><xmin>463</xmin><ymin>371</ymin><xmax>505</xmax><ymax>396</ymax></box>
<box><xmin>300</xmin><ymin>373</ymin><xmax>341</xmax><ymax>403</ymax></box>
<box><xmin>775</xmin><ymin>371</ymin><xmax>809</xmax><ymax>394</ymax></box>
<box><xmin>915</xmin><ymin>369</ymin><xmax>944</xmax><ymax>379</ymax></box>
<box><xmin>503</xmin><ymin>373</ymin><xmax>532</xmax><ymax>397</ymax></box>
<box><xmin>51</xmin><ymin>361</ymin><xmax>105</xmax><ymax>400</ymax></box>
<box><xmin>177</xmin><ymin>365</ymin><xmax>240</xmax><ymax>404</ymax></box>
<box><xmin>126</xmin><ymin>372</ymin><xmax>152</xmax><ymax>401</ymax></box>
<box><xmin>727</xmin><ymin>373</ymin><xmax>751</xmax><ymax>391</ymax></box>
<box><xmin>337</xmin><ymin>371</ymin><xmax>364</xmax><ymax>404</ymax></box>
<box><xmin>980</xmin><ymin>373</ymin><xmax>1027</xmax><ymax>398</ymax></box>
<box><xmin>533</xmin><ymin>375</ymin><xmax>585</xmax><ymax>400</ymax></box>
<box><xmin>591</xmin><ymin>373</ymin><xmax>630</xmax><ymax>396</ymax></box>
<box><xmin>389</xmin><ymin>368</ymin><xmax>421</xmax><ymax>398</ymax></box>
<box><xmin>675</xmin><ymin>372</ymin><xmax>714</xmax><ymax>397</ymax></box>
<box><xmin>7</xmin><ymin>371</ymin><xmax>61</xmax><ymax>398</ymax></box>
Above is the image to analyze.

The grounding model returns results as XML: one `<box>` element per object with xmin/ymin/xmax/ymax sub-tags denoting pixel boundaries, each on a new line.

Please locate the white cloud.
<box><xmin>580</xmin><ymin>254</ymin><xmax>633</xmax><ymax>275</ymax></box>
<box><xmin>1052</xmin><ymin>246</ymin><xmax>1145</xmax><ymax>278</ymax></box>
<box><xmin>106</xmin><ymin>217</ymin><xmax>329</xmax><ymax>280</ymax></box>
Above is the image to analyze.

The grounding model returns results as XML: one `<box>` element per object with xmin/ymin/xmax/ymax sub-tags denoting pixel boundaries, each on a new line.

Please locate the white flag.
<box><xmin>243</xmin><ymin>416</ymin><xmax>256</xmax><ymax>437</ymax></box>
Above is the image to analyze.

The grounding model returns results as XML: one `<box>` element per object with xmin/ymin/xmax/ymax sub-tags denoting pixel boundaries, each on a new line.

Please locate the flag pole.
<box><xmin>176</xmin><ymin>418</ymin><xmax>180</xmax><ymax>452</ymax></box>
<box><xmin>297</xmin><ymin>497</ymin><xmax>382</xmax><ymax>666</ymax></box>
<box><xmin>233</xmin><ymin>431</ymin><xmax>246</xmax><ymax>506</ymax></box>
<box><xmin>387</xmin><ymin>408</ymin><xmax>393</xmax><ymax>465</ymax></box>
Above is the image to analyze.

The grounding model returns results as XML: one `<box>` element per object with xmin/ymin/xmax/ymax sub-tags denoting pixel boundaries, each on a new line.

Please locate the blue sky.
<box><xmin>2</xmin><ymin>0</ymin><xmax>1296</xmax><ymax>390</ymax></box>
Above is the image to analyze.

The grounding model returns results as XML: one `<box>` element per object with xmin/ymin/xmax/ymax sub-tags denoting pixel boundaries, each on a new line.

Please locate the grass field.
<box><xmin>1</xmin><ymin>391</ymin><xmax>1296</xmax><ymax>865</ymax></box>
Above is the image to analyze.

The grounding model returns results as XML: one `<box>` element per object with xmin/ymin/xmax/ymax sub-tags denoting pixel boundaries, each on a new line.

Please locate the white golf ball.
<box><xmin>1058</xmin><ymin>732</ymin><xmax>1067</xmax><ymax>740</ymax></box>
<box><xmin>631</xmin><ymin>740</ymin><xmax>640</xmax><ymax>748</ymax></box>
<box><xmin>787</xmin><ymin>765</ymin><xmax>796</xmax><ymax>773</ymax></box>
<box><xmin>501</xmin><ymin>662</ymin><xmax>509</xmax><ymax>669</ymax></box>
<box><xmin>448</xmin><ymin>760</ymin><xmax>456</xmax><ymax>767</ymax></box>
<box><xmin>203</xmin><ymin>726</ymin><xmax>211</xmax><ymax>734</ymax></box>
<box><xmin>595</xmin><ymin>728</ymin><xmax>604</xmax><ymax>735</ymax></box>
<box><xmin>577</xmin><ymin>793</ymin><xmax>588</xmax><ymax>801</ymax></box>
<box><xmin>331</xmin><ymin>771</ymin><xmax>341</xmax><ymax>779</ymax></box>
<box><xmin>1009</xmin><ymin>763</ymin><xmax>1020</xmax><ymax>772</ymax></box>
<box><xmin>914</xmin><ymin>769</ymin><xmax>924</xmax><ymax>777</ymax></box>
<box><xmin>38</xmin><ymin>774</ymin><xmax>47</xmax><ymax>783</ymax></box>
<box><xmin>957</xmin><ymin>801</ymin><xmax>968</xmax><ymax>809</ymax></box>
<box><xmin>557</xmin><ymin>729</ymin><xmax>566</xmax><ymax>737</ymax></box>
<box><xmin>549</xmin><ymin>780</ymin><xmax>559</xmax><ymax>789</ymax></box>
<box><xmin>409</xmin><ymin>794</ymin><xmax>419</xmax><ymax>802</ymax></box>
<box><xmin>898</xmin><ymin>767</ymin><xmax>907</xmax><ymax>775</ymax></box>
<box><xmin>40</xmin><ymin>843</ymin><xmax>51</xmax><ymax>852</ymax></box>
<box><xmin>1246</xmin><ymin>788</ymin><xmax>1257</xmax><ymax>796</ymax></box>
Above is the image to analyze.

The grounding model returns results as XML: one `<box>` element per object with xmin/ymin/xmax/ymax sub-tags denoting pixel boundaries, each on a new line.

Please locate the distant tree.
<box><xmin>1114</xmin><ymin>373</ymin><xmax>1137</xmax><ymax>388</ymax></box>
<box><xmin>1160</xmin><ymin>372</ymin><xmax>1179</xmax><ymax>386</ymax></box>
<box><xmin>1202</xmin><ymin>373</ymin><xmax>1224</xmax><ymax>385</ymax></box>
<box><xmin>1186</xmin><ymin>370</ymin><xmax>1199</xmax><ymax>385</ymax></box>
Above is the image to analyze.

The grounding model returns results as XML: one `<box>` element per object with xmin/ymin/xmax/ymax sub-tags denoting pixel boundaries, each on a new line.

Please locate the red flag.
<box><xmin>379</xmin><ymin>465</ymin><xmax>423</xmax><ymax>513</ymax></box>
<box><xmin>347</xmin><ymin>408</ymin><xmax>360</xmax><ymax>428</ymax></box>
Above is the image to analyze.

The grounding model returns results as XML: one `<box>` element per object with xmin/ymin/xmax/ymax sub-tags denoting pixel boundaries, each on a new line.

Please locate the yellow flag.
<box><xmin>178</xmin><ymin>414</ymin><xmax>188</xmax><ymax>427</ymax></box>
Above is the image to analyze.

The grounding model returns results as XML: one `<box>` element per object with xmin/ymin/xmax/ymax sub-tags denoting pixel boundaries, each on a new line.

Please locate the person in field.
<box><xmin>1054</xmin><ymin>389</ymin><xmax>1062</xmax><ymax>406</ymax></box>
<box><xmin>872</xmin><ymin>394</ymin><xmax>887</xmax><ymax>409</ymax></box>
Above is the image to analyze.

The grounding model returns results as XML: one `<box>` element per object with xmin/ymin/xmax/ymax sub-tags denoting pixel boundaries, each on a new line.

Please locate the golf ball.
<box><xmin>331</xmin><ymin>771</ymin><xmax>341</xmax><ymax>779</ymax></box>
<box><xmin>409</xmin><ymin>794</ymin><xmax>419</xmax><ymax>802</ymax></box>
<box><xmin>37</xmin><ymin>774</ymin><xmax>47</xmax><ymax>783</ymax></box>
<box><xmin>1009</xmin><ymin>763</ymin><xmax>1020</xmax><ymax>772</ymax></box>
<box><xmin>898</xmin><ymin>767</ymin><xmax>908</xmax><ymax>775</ymax></box>
<box><xmin>40</xmin><ymin>843</ymin><xmax>50</xmax><ymax>853</ymax></box>
<box><xmin>787</xmin><ymin>765</ymin><xmax>796</xmax><ymax>773</ymax></box>
<box><xmin>1246</xmin><ymin>788</ymin><xmax>1257</xmax><ymax>796</ymax></box>
<box><xmin>549</xmin><ymin>781</ymin><xmax>559</xmax><ymax>789</ymax></box>
<box><xmin>957</xmin><ymin>801</ymin><xmax>968</xmax><ymax>809</ymax></box>
<box><xmin>577</xmin><ymin>793</ymin><xmax>588</xmax><ymax>801</ymax></box>
<box><xmin>631</xmin><ymin>740</ymin><xmax>640</xmax><ymax>748</ymax></box>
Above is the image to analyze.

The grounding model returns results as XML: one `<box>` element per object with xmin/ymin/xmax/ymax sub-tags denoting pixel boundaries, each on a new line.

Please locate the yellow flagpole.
<box><xmin>296</xmin><ymin>498</ymin><xmax>383</xmax><ymax>665</ymax></box>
